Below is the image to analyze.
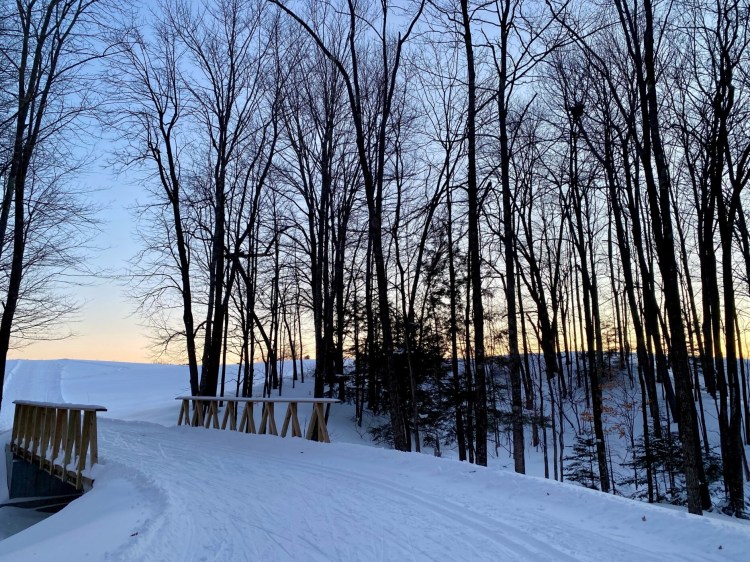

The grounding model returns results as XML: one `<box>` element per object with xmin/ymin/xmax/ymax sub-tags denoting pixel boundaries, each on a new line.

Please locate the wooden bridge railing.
<box><xmin>175</xmin><ymin>396</ymin><xmax>339</xmax><ymax>443</ymax></box>
<box><xmin>10</xmin><ymin>400</ymin><xmax>107</xmax><ymax>490</ymax></box>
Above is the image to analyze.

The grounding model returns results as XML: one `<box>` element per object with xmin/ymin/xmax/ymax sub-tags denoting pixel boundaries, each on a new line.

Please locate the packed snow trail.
<box><xmin>0</xmin><ymin>360</ymin><xmax>747</xmax><ymax>561</ymax></box>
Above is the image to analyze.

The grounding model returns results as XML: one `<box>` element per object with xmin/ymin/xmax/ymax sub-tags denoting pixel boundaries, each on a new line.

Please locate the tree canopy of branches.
<box><xmin>103</xmin><ymin>0</ymin><xmax>750</xmax><ymax>517</ymax></box>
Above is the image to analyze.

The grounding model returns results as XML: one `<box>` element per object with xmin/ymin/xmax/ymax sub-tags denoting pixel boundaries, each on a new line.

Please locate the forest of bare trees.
<box><xmin>1</xmin><ymin>0</ymin><xmax>749</xmax><ymax>518</ymax></box>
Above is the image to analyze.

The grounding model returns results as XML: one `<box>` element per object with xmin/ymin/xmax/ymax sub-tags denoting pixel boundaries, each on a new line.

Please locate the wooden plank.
<box><xmin>22</xmin><ymin>405</ymin><xmax>31</xmax><ymax>454</ymax></box>
<box><xmin>63</xmin><ymin>410</ymin><xmax>80</xmax><ymax>469</ymax></box>
<box><xmin>267</xmin><ymin>403</ymin><xmax>278</xmax><ymax>435</ymax></box>
<box><xmin>10</xmin><ymin>404</ymin><xmax>22</xmax><ymax>453</ymax></box>
<box><xmin>32</xmin><ymin>407</ymin><xmax>45</xmax><ymax>460</ymax></box>
<box><xmin>230</xmin><ymin>401</ymin><xmax>238</xmax><ymax>430</ymax></box>
<box><xmin>263</xmin><ymin>397</ymin><xmax>340</xmax><ymax>404</ymax></box>
<box><xmin>245</xmin><ymin>397</ymin><xmax>341</xmax><ymax>404</ymax></box>
<box><xmin>32</xmin><ymin>407</ymin><xmax>43</xmax><ymax>457</ymax></box>
<box><xmin>174</xmin><ymin>396</ymin><xmax>340</xmax><ymax>404</ymax></box>
<box><xmin>206</xmin><ymin>401</ymin><xmax>220</xmax><ymax>429</ymax></box>
<box><xmin>177</xmin><ymin>399</ymin><xmax>190</xmax><ymax>426</ymax></box>
<box><xmin>239</xmin><ymin>402</ymin><xmax>256</xmax><ymax>434</ymax></box>
<box><xmin>73</xmin><ymin>409</ymin><xmax>82</xmax><ymax>459</ymax></box>
<box><xmin>259</xmin><ymin>403</ymin><xmax>269</xmax><ymax>434</ymax></box>
<box><xmin>46</xmin><ymin>407</ymin><xmax>56</xmax><ymax>463</ymax></box>
<box><xmin>20</xmin><ymin>404</ymin><xmax>30</xmax><ymax>454</ymax></box>
<box><xmin>11</xmin><ymin>406</ymin><xmax>18</xmax><ymax>452</ymax></box>
<box><xmin>32</xmin><ymin>407</ymin><xmax>43</xmax><ymax>459</ymax></box>
<box><xmin>259</xmin><ymin>402</ymin><xmax>278</xmax><ymax>436</ymax></box>
<box><xmin>305</xmin><ymin>403</ymin><xmax>318</xmax><ymax>440</ymax></box>
<box><xmin>221</xmin><ymin>401</ymin><xmax>237</xmax><ymax>430</ymax></box>
<box><xmin>77</xmin><ymin>411</ymin><xmax>93</xmax><ymax>488</ymax></box>
<box><xmin>238</xmin><ymin>402</ymin><xmax>249</xmax><ymax>432</ymax></box>
<box><xmin>10</xmin><ymin>403</ymin><xmax>21</xmax><ymax>448</ymax></box>
<box><xmin>281</xmin><ymin>402</ymin><xmax>302</xmax><ymax>438</ymax></box>
<box><xmin>281</xmin><ymin>403</ymin><xmax>292</xmax><ymax>437</ymax></box>
<box><xmin>315</xmin><ymin>402</ymin><xmax>331</xmax><ymax>443</ymax></box>
<box><xmin>21</xmin><ymin>407</ymin><xmax>31</xmax><ymax>459</ymax></box>
<box><xmin>191</xmin><ymin>400</ymin><xmax>206</xmax><ymax>427</ymax></box>
<box><xmin>13</xmin><ymin>400</ymin><xmax>107</xmax><ymax>412</ymax></box>
<box><xmin>51</xmin><ymin>409</ymin><xmax>67</xmax><ymax>474</ymax></box>
<box><xmin>197</xmin><ymin>401</ymin><xmax>206</xmax><ymax>427</ymax></box>
<box><xmin>305</xmin><ymin>403</ymin><xmax>331</xmax><ymax>443</ymax></box>
<box><xmin>190</xmin><ymin>401</ymin><xmax>199</xmax><ymax>426</ymax></box>
<box><xmin>39</xmin><ymin>407</ymin><xmax>51</xmax><ymax>467</ymax></box>
<box><xmin>22</xmin><ymin>406</ymin><xmax>35</xmax><ymax>456</ymax></box>
<box><xmin>89</xmin><ymin>413</ymin><xmax>99</xmax><ymax>465</ymax></box>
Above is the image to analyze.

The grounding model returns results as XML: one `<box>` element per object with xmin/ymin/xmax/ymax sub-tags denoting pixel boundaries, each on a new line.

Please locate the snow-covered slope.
<box><xmin>0</xmin><ymin>359</ymin><xmax>747</xmax><ymax>561</ymax></box>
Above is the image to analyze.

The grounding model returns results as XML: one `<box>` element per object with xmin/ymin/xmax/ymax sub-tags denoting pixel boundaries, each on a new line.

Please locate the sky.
<box><xmin>7</xmin><ymin>162</ymin><xmax>154</xmax><ymax>364</ymax></box>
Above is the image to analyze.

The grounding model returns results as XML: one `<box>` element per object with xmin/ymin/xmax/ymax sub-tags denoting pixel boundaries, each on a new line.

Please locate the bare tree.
<box><xmin>271</xmin><ymin>0</ymin><xmax>426</xmax><ymax>451</ymax></box>
<box><xmin>0</xmin><ymin>0</ymin><xmax>107</xmax><ymax>411</ymax></box>
<box><xmin>108</xmin><ymin>18</ymin><xmax>201</xmax><ymax>394</ymax></box>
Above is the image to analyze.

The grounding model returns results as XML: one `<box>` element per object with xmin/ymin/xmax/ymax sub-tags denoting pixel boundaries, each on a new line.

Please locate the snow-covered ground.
<box><xmin>0</xmin><ymin>359</ymin><xmax>747</xmax><ymax>561</ymax></box>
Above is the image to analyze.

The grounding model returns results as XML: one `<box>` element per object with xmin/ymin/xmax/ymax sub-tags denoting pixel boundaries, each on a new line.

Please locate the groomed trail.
<box><xmin>0</xmin><ymin>359</ymin><xmax>747</xmax><ymax>561</ymax></box>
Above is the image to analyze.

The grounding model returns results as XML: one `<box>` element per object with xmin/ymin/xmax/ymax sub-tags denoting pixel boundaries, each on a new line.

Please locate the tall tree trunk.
<box><xmin>460</xmin><ymin>0</ymin><xmax>489</xmax><ymax>467</ymax></box>
<box><xmin>495</xmin><ymin>0</ymin><xmax>524</xmax><ymax>473</ymax></box>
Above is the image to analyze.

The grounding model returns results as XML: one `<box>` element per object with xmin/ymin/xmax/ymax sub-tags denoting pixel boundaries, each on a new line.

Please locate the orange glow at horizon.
<box><xmin>8</xmin><ymin>331</ymin><xmax>153</xmax><ymax>363</ymax></box>
<box><xmin>7</xmin><ymin>282</ymin><xmax>156</xmax><ymax>364</ymax></box>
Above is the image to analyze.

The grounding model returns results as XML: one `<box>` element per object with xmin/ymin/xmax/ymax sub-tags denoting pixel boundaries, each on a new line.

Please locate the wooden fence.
<box><xmin>175</xmin><ymin>396</ymin><xmax>339</xmax><ymax>443</ymax></box>
<box><xmin>10</xmin><ymin>400</ymin><xmax>107</xmax><ymax>490</ymax></box>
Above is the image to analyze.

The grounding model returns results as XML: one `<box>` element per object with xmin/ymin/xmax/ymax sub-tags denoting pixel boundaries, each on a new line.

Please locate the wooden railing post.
<box><xmin>89</xmin><ymin>413</ymin><xmax>99</xmax><ymax>466</ymax></box>
<box><xmin>51</xmin><ymin>408</ymin><xmax>67</xmax><ymax>474</ymax></box>
<box><xmin>281</xmin><ymin>402</ymin><xmax>302</xmax><ymax>438</ymax></box>
<box><xmin>239</xmin><ymin>402</ymin><xmax>256</xmax><ymax>433</ymax></box>
<box><xmin>177</xmin><ymin>399</ymin><xmax>190</xmax><ymax>426</ymax></box>
<box><xmin>38</xmin><ymin>406</ymin><xmax>52</xmax><ymax>468</ymax></box>
<box><xmin>10</xmin><ymin>403</ymin><xmax>21</xmax><ymax>450</ymax></box>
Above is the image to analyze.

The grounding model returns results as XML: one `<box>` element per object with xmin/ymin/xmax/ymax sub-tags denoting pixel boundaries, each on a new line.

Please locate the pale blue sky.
<box><xmin>9</xmin><ymin>154</ymin><xmax>153</xmax><ymax>363</ymax></box>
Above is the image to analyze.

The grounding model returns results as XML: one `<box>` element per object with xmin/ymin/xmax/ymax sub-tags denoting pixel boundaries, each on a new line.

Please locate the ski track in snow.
<box><xmin>98</xmin><ymin>420</ymin><xmax>536</xmax><ymax>562</ymax></box>
<box><xmin>1</xmin><ymin>360</ymin><xmax>65</xmax><ymax>419</ymax></box>
<box><xmin>263</xmin><ymin>452</ymin><xmax>571</xmax><ymax>561</ymax></box>
<box><xmin>0</xmin><ymin>359</ymin><xmax>747</xmax><ymax>562</ymax></box>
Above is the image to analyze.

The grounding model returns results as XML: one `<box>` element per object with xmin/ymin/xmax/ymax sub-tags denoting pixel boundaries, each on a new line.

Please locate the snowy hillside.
<box><xmin>0</xmin><ymin>359</ymin><xmax>747</xmax><ymax>561</ymax></box>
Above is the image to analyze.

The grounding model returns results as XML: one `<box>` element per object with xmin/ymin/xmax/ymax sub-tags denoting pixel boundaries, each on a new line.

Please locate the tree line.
<box><xmin>0</xmin><ymin>0</ymin><xmax>748</xmax><ymax>517</ymax></box>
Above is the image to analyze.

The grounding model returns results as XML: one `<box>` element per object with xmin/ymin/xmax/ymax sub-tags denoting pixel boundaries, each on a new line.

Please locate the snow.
<box><xmin>0</xmin><ymin>359</ymin><xmax>747</xmax><ymax>561</ymax></box>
